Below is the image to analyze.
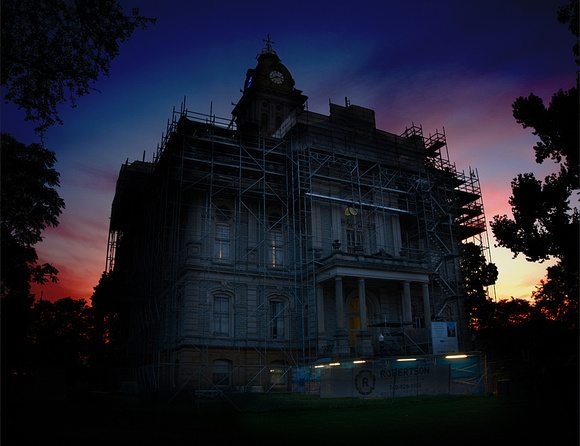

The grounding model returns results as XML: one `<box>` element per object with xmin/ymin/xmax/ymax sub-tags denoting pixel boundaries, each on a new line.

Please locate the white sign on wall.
<box><xmin>431</xmin><ymin>322</ymin><xmax>459</xmax><ymax>355</ymax></box>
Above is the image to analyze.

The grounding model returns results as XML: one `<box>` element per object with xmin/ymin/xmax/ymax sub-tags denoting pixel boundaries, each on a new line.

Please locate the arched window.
<box><xmin>269</xmin><ymin>299</ymin><xmax>286</xmax><ymax>339</ymax></box>
<box><xmin>213</xmin><ymin>295</ymin><xmax>230</xmax><ymax>337</ymax></box>
<box><xmin>267</xmin><ymin>213</ymin><xmax>284</xmax><ymax>267</ymax></box>
<box><xmin>346</xmin><ymin>293</ymin><xmax>376</xmax><ymax>347</ymax></box>
<box><xmin>344</xmin><ymin>211</ymin><xmax>365</xmax><ymax>254</ymax></box>
<box><xmin>214</xmin><ymin>204</ymin><xmax>232</xmax><ymax>260</ymax></box>
<box><xmin>268</xmin><ymin>231</ymin><xmax>283</xmax><ymax>267</ymax></box>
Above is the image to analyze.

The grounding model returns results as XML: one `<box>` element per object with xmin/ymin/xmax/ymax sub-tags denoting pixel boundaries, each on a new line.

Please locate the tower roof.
<box><xmin>232</xmin><ymin>38</ymin><xmax>308</xmax><ymax>129</ymax></box>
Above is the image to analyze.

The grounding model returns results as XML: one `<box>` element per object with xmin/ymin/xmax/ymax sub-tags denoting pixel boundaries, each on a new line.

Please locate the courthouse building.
<box><xmin>96</xmin><ymin>41</ymin><xmax>488</xmax><ymax>392</ymax></box>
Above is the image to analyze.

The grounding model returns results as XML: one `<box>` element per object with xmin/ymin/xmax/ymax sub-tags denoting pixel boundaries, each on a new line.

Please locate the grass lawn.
<box><xmin>231</xmin><ymin>393</ymin><xmax>578</xmax><ymax>445</ymax></box>
<box><xmin>5</xmin><ymin>392</ymin><xmax>578</xmax><ymax>445</ymax></box>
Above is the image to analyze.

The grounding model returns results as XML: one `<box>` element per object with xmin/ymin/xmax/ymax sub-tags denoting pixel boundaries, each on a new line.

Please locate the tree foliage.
<box><xmin>532</xmin><ymin>263</ymin><xmax>578</xmax><ymax>330</ymax></box>
<box><xmin>29</xmin><ymin>297</ymin><xmax>94</xmax><ymax>368</ymax></box>
<box><xmin>461</xmin><ymin>242</ymin><xmax>498</xmax><ymax>330</ymax></box>
<box><xmin>512</xmin><ymin>88</ymin><xmax>579</xmax><ymax>177</ymax></box>
<box><xmin>557</xmin><ymin>0</ymin><xmax>579</xmax><ymax>65</ymax></box>
<box><xmin>490</xmin><ymin>1</ymin><xmax>579</xmax><ymax>326</ymax></box>
<box><xmin>1</xmin><ymin>133</ymin><xmax>66</xmax><ymax>365</ymax></box>
<box><xmin>1</xmin><ymin>133</ymin><xmax>65</xmax><ymax>299</ymax></box>
<box><xmin>491</xmin><ymin>170</ymin><xmax>578</xmax><ymax>265</ymax></box>
<box><xmin>491</xmin><ymin>84</ymin><xmax>579</xmax><ymax>265</ymax></box>
<box><xmin>1</xmin><ymin>0</ymin><xmax>155</xmax><ymax>134</ymax></box>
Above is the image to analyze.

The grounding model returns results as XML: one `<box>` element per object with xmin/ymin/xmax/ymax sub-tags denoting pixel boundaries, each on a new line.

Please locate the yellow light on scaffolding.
<box><xmin>314</xmin><ymin>365</ymin><xmax>325</xmax><ymax>369</ymax></box>
<box><xmin>396</xmin><ymin>358</ymin><xmax>417</xmax><ymax>362</ymax></box>
<box><xmin>345</xmin><ymin>206</ymin><xmax>359</xmax><ymax>216</ymax></box>
<box><xmin>329</xmin><ymin>362</ymin><xmax>341</xmax><ymax>367</ymax></box>
<box><xmin>353</xmin><ymin>360</ymin><xmax>366</xmax><ymax>364</ymax></box>
<box><xmin>445</xmin><ymin>354</ymin><xmax>468</xmax><ymax>359</ymax></box>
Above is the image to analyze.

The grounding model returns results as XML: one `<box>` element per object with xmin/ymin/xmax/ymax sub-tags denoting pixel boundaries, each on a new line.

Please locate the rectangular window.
<box><xmin>215</xmin><ymin>224</ymin><xmax>231</xmax><ymax>259</ymax></box>
<box><xmin>346</xmin><ymin>228</ymin><xmax>364</xmax><ymax>254</ymax></box>
<box><xmin>270</xmin><ymin>301</ymin><xmax>285</xmax><ymax>339</ymax></box>
<box><xmin>214</xmin><ymin>297</ymin><xmax>230</xmax><ymax>336</ymax></box>
<box><xmin>268</xmin><ymin>231</ymin><xmax>283</xmax><ymax>267</ymax></box>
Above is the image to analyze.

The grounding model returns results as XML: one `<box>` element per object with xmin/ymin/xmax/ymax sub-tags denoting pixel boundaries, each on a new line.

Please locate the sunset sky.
<box><xmin>3</xmin><ymin>0</ymin><xmax>577</xmax><ymax>303</ymax></box>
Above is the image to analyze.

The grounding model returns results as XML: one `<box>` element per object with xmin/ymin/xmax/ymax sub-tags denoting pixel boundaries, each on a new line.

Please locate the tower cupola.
<box><xmin>232</xmin><ymin>36</ymin><xmax>307</xmax><ymax>136</ymax></box>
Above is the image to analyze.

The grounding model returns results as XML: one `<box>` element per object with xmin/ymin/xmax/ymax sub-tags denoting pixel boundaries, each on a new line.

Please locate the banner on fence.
<box><xmin>320</xmin><ymin>364</ymin><xmax>450</xmax><ymax>398</ymax></box>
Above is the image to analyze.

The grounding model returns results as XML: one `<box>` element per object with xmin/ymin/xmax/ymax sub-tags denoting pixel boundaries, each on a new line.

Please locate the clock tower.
<box><xmin>232</xmin><ymin>37</ymin><xmax>308</xmax><ymax>136</ymax></box>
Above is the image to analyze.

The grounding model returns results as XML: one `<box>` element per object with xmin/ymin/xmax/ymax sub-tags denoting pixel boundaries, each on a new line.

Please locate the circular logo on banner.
<box><xmin>355</xmin><ymin>370</ymin><xmax>376</xmax><ymax>396</ymax></box>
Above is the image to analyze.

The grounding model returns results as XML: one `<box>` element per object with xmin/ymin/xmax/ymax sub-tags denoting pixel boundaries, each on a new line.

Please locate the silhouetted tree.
<box><xmin>1</xmin><ymin>133</ymin><xmax>65</xmax><ymax>366</ymax></box>
<box><xmin>489</xmin><ymin>298</ymin><xmax>534</xmax><ymax>327</ymax></box>
<box><xmin>91</xmin><ymin>272</ymin><xmax>125</xmax><ymax>362</ymax></box>
<box><xmin>532</xmin><ymin>263</ymin><xmax>578</xmax><ymax>330</ymax></box>
<box><xmin>1</xmin><ymin>1</ymin><xmax>155</xmax><ymax>370</ymax></box>
<box><xmin>1</xmin><ymin>0</ymin><xmax>156</xmax><ymax>134</ymax></box>
<box><xmin>29</xmin><ymin>298</ymin><xmax>94</xmax><ymax>371</ymax></box>
<box><xmin>490</xmin><ymin>0</ymin><xmax>579</xmax><ymax>326</ymax></box>
<box><xmin>461</xmin><ymin>242</ymin><xmax>498</xmax><ymax>330</ymax></box>
<box><xmin>558</xmin><ymin>0</ymin><xmax>579</xmax><ymax>66</ymax></box>
<box><xmin>474</xmin><ymin>296</ymin><xmax>579</xmax><ymax>372</ymax></box>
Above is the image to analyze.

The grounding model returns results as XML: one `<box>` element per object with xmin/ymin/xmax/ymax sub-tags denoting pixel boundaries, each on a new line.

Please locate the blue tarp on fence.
<box><xmin>292</xmin><ymin>352</ymin><xmax>485</xmax><ymax>398</ymax></box>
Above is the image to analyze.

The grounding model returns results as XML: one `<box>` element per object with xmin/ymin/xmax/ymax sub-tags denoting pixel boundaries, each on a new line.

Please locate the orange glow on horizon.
<box><xmin>30</xmin><ymin>275</ymin><xmax>98</xmax><ymax>305</ymax></box>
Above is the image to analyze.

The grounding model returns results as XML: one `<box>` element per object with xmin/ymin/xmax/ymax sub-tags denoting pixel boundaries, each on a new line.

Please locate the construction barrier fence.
<box><xmin>292</xmin><ymin>352</ymin><xmax>485</xmax><ymax>398</ymax></box>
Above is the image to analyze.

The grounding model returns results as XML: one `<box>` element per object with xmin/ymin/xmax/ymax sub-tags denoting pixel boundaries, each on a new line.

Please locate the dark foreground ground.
<box><xmin>3</xmin><ymin>391</ymin><xmax>578</xmax><ymax>446</ymax></box>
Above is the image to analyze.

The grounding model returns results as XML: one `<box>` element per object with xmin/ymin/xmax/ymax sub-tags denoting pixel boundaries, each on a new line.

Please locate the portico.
<box><xmin>316</xmin><ymin>262</ymin><xmax>432</xmax><ymax>358</ymax></box>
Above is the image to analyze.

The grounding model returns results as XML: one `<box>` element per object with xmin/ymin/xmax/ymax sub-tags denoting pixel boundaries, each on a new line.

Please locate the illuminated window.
<box><xmin>214</xmin><ymin>204</ymin><xmax>232</xmax><ymax>260</ymax></box>
<box><xmin>268</xmin><ymin>230</ymin><xmax>283</xmax><ymax>267</ymax></box>
<box><xmin>214</xmin><ymin>223</ymin><xmax>231</xmax><ymax>260</ymax></box>
<box><xmin>214</xmin><ymin>296</ymin><xmax>230</xmax><ymax>337</ymax></box>
<box><xmin>267</xmin><ymin>213</ymin><xmax>284</xmax><ymax>267</ymax></box>
<box><xmin>270</xmin><ymin>300</ymin><xmax>285</xmax><ymax>339</ymax></box>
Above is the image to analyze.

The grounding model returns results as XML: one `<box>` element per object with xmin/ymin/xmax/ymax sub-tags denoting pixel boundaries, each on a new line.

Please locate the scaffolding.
<box><xmin>103</xmin><ymin>100</ymin><xmax>490</xmax><ymax>395</ymax></box>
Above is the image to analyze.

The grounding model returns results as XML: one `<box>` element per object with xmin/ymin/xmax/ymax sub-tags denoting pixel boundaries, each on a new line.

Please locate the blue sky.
<box><xmin>3</xmin><ymin>0</ymin><xmax>577</xmax><ymax>302</ymax></box>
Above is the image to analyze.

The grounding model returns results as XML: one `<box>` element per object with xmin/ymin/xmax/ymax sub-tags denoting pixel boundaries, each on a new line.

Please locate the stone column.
<box><xmin>357</xmin><ymin>277</ymin><xmax>373</xmax><ymax>356</ymax></box>
<box><xmin>335</xmin><ymin>277</ymin><xmax>344</xmax><ymax>330</ymax></box>
<box><xmin>316</xmin><ymin>284</ymin><xmax>327</xmax><ymax>354</ymax></box>
<box><xmin>402</xmin><ymin>281</ymin><xmax>412</xmax><ymax>323</ymax></box>
<box><xmin>317</xmin><ymin>284</ymin><xmax>326</xmax><ymax>335</ymax></box>
<box><xmin>422</xmin><ymin>283</ymin><xmax>431</xmax><ymax>329</ymax></box>
<box><xmin>358</xmin><ymin>277</ymin><xmax>367</xmax><ymax>330</ymax></box>
<box><xmin>333</xmin><ymin>276</ymin><xmax>349</xmax><ymax>357</ymax></box>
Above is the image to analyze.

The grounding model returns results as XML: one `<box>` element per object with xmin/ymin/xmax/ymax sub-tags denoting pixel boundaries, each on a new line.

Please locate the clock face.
<box><xmin>269</xmin><ymin>70</ymin><xmax>284</xmax><ymax>84</ymax></box>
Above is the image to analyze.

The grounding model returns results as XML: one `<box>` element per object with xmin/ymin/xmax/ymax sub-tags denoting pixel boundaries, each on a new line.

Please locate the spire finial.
<box><xmin>263</xmin><ymin>34</ymin><xmax>276</xmax><ymax>53</ymax></box>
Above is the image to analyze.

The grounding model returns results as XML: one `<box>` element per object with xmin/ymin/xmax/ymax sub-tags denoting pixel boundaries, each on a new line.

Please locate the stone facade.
<box><xmin>99</xmin><ymin>44</ymin><xmax>487</xmax><ymax>391</ymax></box>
